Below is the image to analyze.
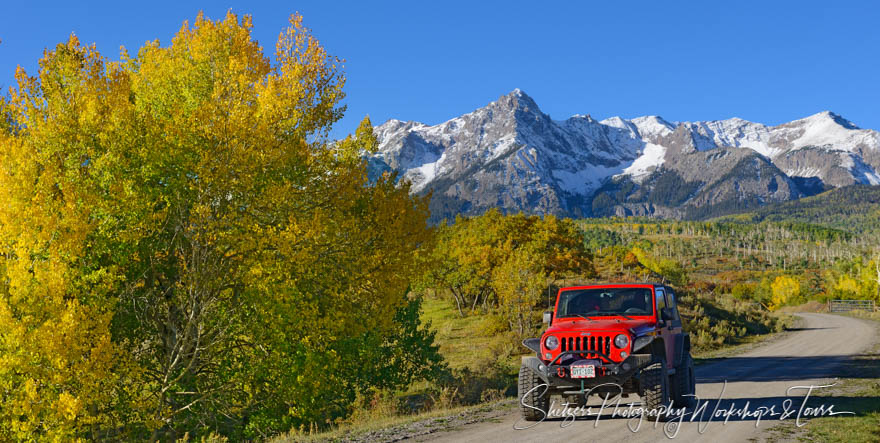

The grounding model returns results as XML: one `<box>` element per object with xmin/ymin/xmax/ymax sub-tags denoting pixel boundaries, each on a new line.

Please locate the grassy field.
<box><xmin>420</xmin><ymin>297</ymin><xmax>520</xmax><ymax>371</ymax></box>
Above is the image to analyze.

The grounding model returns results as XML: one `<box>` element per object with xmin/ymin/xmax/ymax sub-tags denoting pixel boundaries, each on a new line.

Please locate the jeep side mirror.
<box><xmin>543</xmin><ymin>310</ymin><xmax>553</xmax><ymax>325</ymax></box>
<box><xmin>660</xmin><ymin>308</ymin><xmax>674</xmax><ymax>322</ymax></box>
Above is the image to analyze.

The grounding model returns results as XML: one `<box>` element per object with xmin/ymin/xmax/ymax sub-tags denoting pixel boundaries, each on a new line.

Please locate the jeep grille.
<box><xmin>559</xmin><ymin>334</ymin><xmax>612</xmax><ymax>358</ymax></box>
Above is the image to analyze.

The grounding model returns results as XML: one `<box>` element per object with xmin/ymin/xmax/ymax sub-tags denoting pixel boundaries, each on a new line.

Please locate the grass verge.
<box><xmin>272</xmin><ymin>399</ymin><xmax>515</xmax><ymax>443</ymax></box>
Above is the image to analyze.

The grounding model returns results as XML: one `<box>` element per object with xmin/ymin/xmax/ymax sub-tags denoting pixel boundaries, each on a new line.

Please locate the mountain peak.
<box><xmin>798</xmin><ymin>111</ymin><xmax>860</xmax><ymax>130</ymax></box>
<box><xmin>503</xmin><ymin>88</ymin><xmax>535</xmax><ymax>102</ymax></box>
<box><xmin>508</xmin><ymin>88</ymin><xmax>534</xmax><ymax>99</ymax></box>
<box><xmin>824</xmin><ymin>111</ymin><xmax>860</xmax><ymax>130</ymax></box>
<box><xmin>495</xmin><ymin>88</ymin><xmax>542</xmax><ymax>116</ymax></box>
<box><xmin>630</xmin><ymin>115</ymin><xmax>675</xmax><ymax>138</ymax></box>
<box><xmin>632</xmin><ymin>115</ymin><xmax>672</xmax><ymax>125</ymax></box>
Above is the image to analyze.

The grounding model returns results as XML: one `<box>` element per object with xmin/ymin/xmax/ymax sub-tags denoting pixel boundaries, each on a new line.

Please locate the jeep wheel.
<box><xmin>673</xmin><ymin>353</ymin><xmax>696</xmax><ymax>408</ymax></box>
<box><xmin>518</xmin><ymin>364</ymin><xmax>549</xmax><ymax>421</ymax></box>
<box><xmin>639</xmin><ymin>356</ymin><xmax>669</xmax><ymax>417</ymax></box>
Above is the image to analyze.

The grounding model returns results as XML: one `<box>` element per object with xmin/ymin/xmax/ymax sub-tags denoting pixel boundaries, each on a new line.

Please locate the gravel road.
<box><xmin>412</xmin><ymin>313</ymin><xmax>877</xmax><ymax>443</ymax></box>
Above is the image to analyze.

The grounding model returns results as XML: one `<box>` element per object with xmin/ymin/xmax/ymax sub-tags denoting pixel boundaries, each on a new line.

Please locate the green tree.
<box><xmin>492</xmin><ymin>245</ymin><xmax>546</xmax><ymax>336</ymax></box>
<box><xmin>631</xmin><ymin>247</ymin><xmax>688</xmax><ymax>286</ymax></box>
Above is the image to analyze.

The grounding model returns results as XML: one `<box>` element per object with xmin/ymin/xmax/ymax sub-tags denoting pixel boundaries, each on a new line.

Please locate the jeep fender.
<box><xmin>673</xmin><ymin>333</ymin><xmax>691</xmax><ymax>367</ymax></box>
<box><xmin>522</xmin><ymin>337</ymin><xmax>541</xmax><ymax>354</ymax></box>
<box><xmin>632</xmin><ymin>336</ymin><xmax>665</xmax><ymax>365</ymax></box>
<box><xmin>521</xmin><ymin>356</ymin><xmax>550</xmax><ymax>383</ymax></box>
<box><xmin>632</xmin><ymin>335</ymin><xmax>656</xmax><ymax>353</ymax></box>
<box><xmin>649</xmin><ymin>338</ymin><xmax>665</xmax><ymax>358</ymax></box>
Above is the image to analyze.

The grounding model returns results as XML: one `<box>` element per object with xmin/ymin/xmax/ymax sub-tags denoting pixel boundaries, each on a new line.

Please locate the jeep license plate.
<box><xmin>571</xmin><ymin>365</ymin><xmax>595</xmax><ymax>378</ymax></box>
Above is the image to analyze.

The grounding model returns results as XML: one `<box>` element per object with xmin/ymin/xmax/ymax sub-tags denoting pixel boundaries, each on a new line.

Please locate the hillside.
<box><xmin>719</xmin><ymin>185</ymin><xmax>880</xmax><ymax>235</ymax></box>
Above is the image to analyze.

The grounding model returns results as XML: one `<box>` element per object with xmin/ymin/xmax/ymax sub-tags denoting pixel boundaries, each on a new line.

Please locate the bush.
<box><xmin>678</xmin><ymin>290</ymin><xmax>783</xmax><ymax>351</ymax></box>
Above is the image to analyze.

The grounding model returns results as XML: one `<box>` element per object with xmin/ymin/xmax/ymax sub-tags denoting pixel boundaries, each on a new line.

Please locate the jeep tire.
<box><xmin>673</xmin><ymin>353</ymin><xmax>696</xmax><ymax>408</ymax></box>
<box><xmin>518</xmin><ymin>364</ymin><xmax>549</xmax><ymax>421</ymax></box>
<box><xmin>639</xmin><ymin>355</ymin><xmax>669</xmax><ymax>417</ymax></box>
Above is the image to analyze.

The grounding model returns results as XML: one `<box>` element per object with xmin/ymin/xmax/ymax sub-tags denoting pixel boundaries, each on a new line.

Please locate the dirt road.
<box><xmin>413</xmin><ymin>313</ymin><xmax>877</xmax><ymax>443</ymax></box>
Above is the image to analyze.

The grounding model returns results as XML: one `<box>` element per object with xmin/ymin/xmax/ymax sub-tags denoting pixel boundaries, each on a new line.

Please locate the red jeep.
<box><xmin>519</xmin><ymin>283</ymin><xmax>695</xmax><ymax>420</ymax></box>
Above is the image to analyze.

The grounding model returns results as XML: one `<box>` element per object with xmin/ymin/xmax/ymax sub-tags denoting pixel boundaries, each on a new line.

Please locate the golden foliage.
<box><xmin>770</xmin><ymin>275</ymin><xmax>800</xmax><ymax>310</ymax></box>
<box><xmin>424</xmin><ymin>210</ymin><xmax>594</xmax><ymax>333</ymax></box>
<box><xmin>1</xmin><ymin>11</ymin><xmax>432</xmax><ymax>439</ymax></box>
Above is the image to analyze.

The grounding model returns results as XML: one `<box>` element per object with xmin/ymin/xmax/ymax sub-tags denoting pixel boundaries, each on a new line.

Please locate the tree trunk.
<box><xmin>450</xmin><ymin>287</ymin><xmax>465</xmax><ymax>317</ymax></box>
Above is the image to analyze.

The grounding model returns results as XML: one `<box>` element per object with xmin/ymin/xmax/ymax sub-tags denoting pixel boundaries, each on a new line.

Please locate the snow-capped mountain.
<box><xmin>368</xmin><ymin>89</ymin><xmax>880</xmax><ymax>221</ymax></box>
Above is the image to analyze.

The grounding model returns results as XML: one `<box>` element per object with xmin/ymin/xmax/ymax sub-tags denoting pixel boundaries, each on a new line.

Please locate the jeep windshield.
<box><xmin>557</xmin><ymin>287</ymin><xmax>654</xmax><ymax>318</ymax></box>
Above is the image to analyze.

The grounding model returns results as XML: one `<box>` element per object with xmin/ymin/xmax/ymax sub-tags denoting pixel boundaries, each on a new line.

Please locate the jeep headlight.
<box><xmin>544</xmin><ymin>335</ymin><xmax>559</xmax><ymax>350</ymax></box>
<box><xmin>614</xmin><ymin>334</ymin><xmax>629</xmax><ymax>349</ymax></box>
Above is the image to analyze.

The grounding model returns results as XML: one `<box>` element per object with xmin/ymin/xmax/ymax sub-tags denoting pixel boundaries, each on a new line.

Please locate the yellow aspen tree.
<box><xmin>770</xmin><ymin>275</ymin><xmax>800</xmax><ymax>310</ymax></box>
<box><xmin>0</xmin><ymin>36</ymin><xmax>133</xmax><ymax>441</ymax></box>
<box><xmin>2</xmin><ymin>11</ymin><xmax>434</xmax><ymax>440</ymax></box>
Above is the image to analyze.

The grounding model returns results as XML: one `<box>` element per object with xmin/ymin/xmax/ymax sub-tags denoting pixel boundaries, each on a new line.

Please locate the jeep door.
<box><xmin>655</xmin><ymin>287</ymin><xmax>677</xmax><ymax>369</ymax></box>
<box><xmin>665</xmin><ymin>287</ymin><xmax>684</xmax><ymax>366</ymax></box>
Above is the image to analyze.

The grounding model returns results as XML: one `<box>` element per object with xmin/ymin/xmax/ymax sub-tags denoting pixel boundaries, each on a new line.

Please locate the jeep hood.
<box><xmin>545</xmin><ymin>318</ymin><xmax>656</xmax><ymax>335</ymax></box>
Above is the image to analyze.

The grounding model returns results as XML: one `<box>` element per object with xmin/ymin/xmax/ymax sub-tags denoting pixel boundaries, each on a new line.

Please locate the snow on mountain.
<box><xmin>621</xmin><ymin>143</ymin><xmax>667</xmax><ymax>179</ymax></box>
<box><xmin>684</xmin><ymin>118</ymin><xmax>782</xmax><ymax>157</ymax></box>
<box><xmin>786</xmin><ymin>111</ymin><xmax>877</xmax><ymax>152</ymax></box>
<box><xmin>630</xmin><ymin>116</ymin><xmax>676</xmax><ymax>139</ymax></box>
<box><xmin>369</xmin><ymin>90</ymin><xmax>880</xmax><ymax>221</ymax></box>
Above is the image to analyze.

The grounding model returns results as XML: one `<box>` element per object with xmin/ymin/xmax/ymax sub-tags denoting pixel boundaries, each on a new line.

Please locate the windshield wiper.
<box><xmin>571</xmin><ymin>310</ymin><xmax>600</xmax><ymax>322</ymax></box>
<box><xmin>583</xmin><ymin>312</ymin><xmax>635</xmax><ymax>320</ymax></box>
<box><xmin>567</xmin><ymin>311</ymin><xmax>634</xmax><ymax>321</ymax></box>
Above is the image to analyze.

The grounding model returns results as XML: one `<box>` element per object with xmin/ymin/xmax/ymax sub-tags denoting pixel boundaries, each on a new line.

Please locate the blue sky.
<box><xmin>2</xmin><ymin>1</ymin><xmax>878</xmax><ymax>138</ymax></box>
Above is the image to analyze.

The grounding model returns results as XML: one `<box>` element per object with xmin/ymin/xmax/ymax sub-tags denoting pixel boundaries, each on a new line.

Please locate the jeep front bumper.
<box><xmin>522</xmin><ymin>352</ymin><xmax>653</xmax><ymax>390</ymax></box>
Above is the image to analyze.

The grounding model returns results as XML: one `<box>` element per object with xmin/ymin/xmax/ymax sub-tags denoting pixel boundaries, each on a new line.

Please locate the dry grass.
<box><xmin>777</xmin><ymin>300</ymin><xmax>828</xmax><ymax>313</ymax></box>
